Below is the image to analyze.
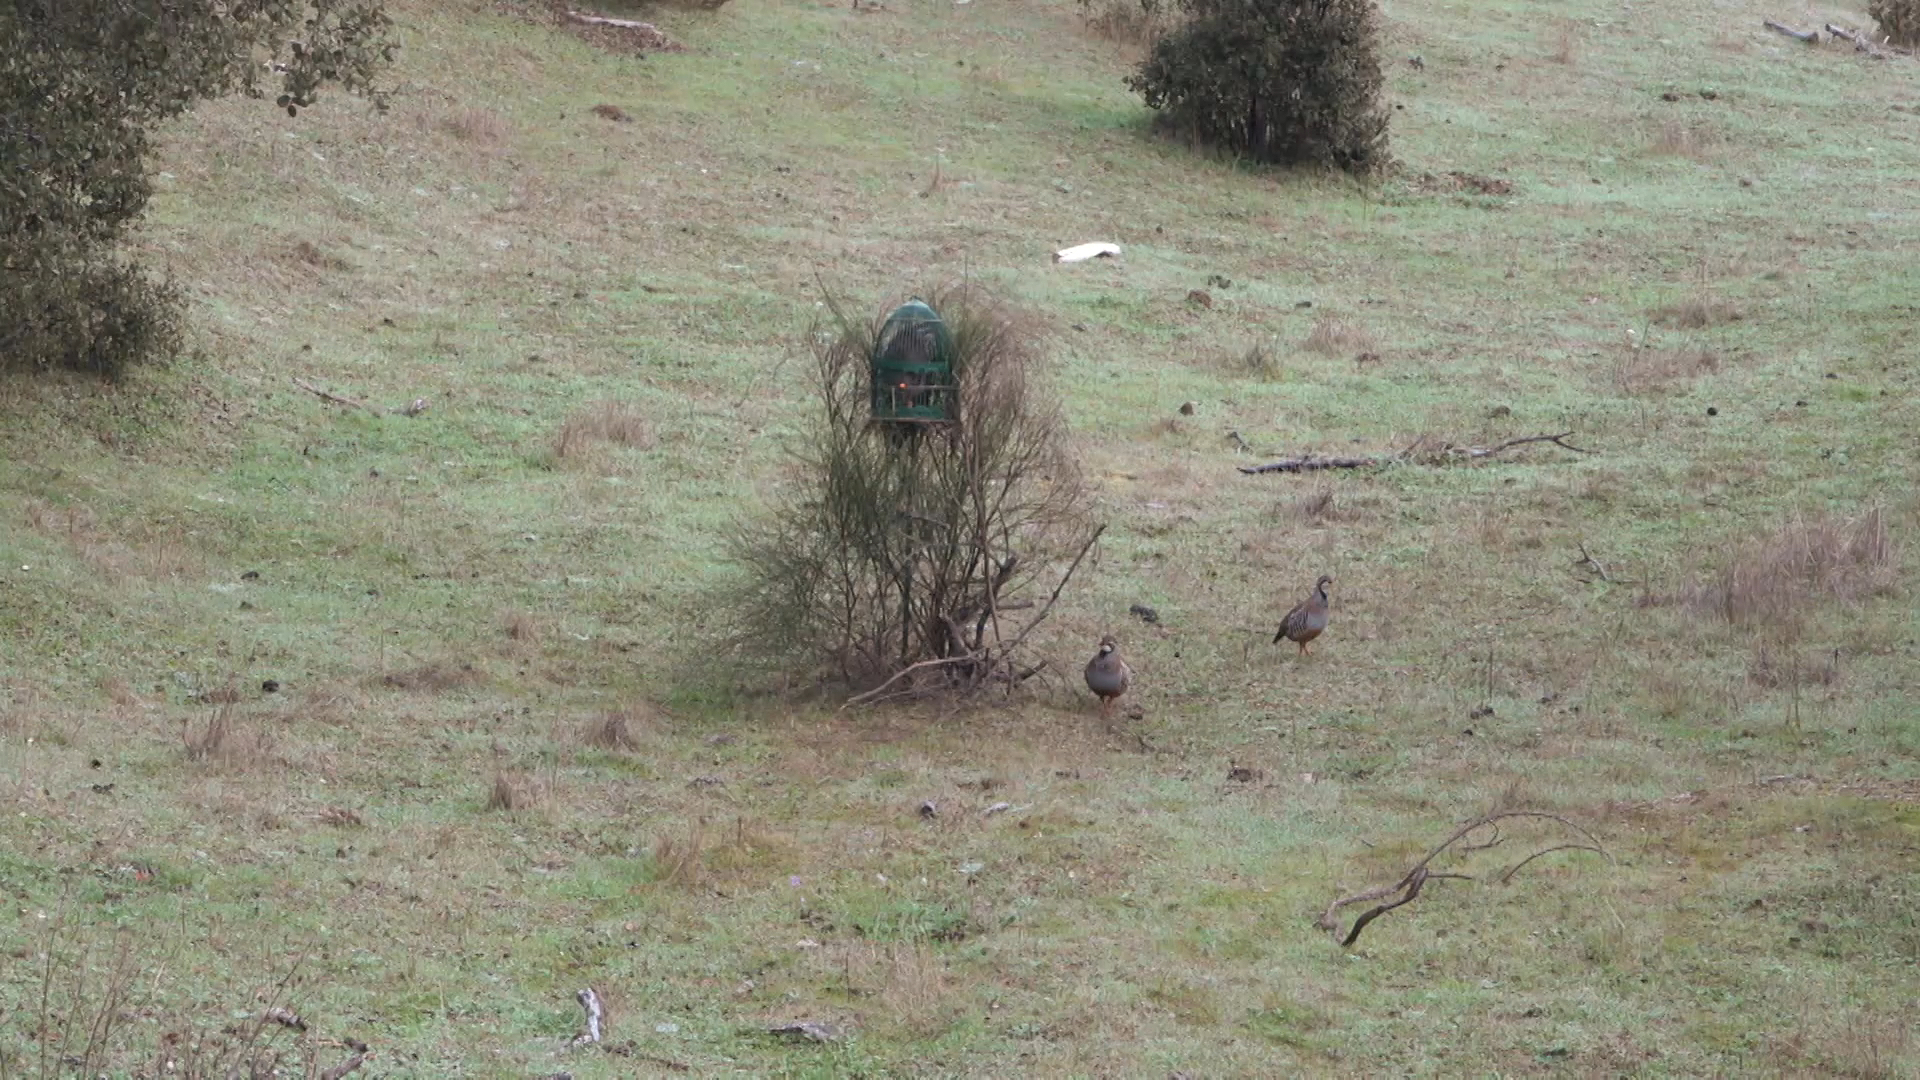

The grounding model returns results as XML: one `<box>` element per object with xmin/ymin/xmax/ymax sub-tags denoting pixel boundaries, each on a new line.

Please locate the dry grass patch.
<box><xmin>583</xmin><ymin>706</ymin><xmax>650</xmax><ymax>750</ymax></box>
<box><xmin>1237</xmin><ymin>339</ymin><xmax>1280</xmax><ymax>378</ymax></box>
<box><xmin>552</xmin><ymin>400</ymin><xmax>656</xmax><ymax>464</ymax></box>
<box><xmin>1612</xmin><ymin>345</ymin><xmax>1721</xmax><ymax>395</ymax></box>
<box><xmin>1302</xmin><ymin>315</ymin><xmax>1376</xmax><ymax>357</ymax></box>
<box><xmin>316</xmin><ymin>805</ymin><xmax>366</xmax><ymax>828</ymax></box>
<box><xmin>650</xmin><ymin>822</ymin><xmax>706</xmax><ymax>888</ymax></box>
<box><xmin>1546</xmin><ymin>21</ymin><xmax>1579</xmax><ymax>64</ymax></box>
<box><xmin>502</xmin><ymin>609</ymin><xmax>544</xmax><ymax>650</ymax></box>
<box><xmin>485</xmin><ymin>770</ymin><xmax>533</xmax><ymax>811</ymax></box>
<box><xmin>1688</xmin><ymin>509</ymin><xmax>1896</xmax><ymax>625</ymax></box>
<box><xmin>1650</xmin><ymin>121</ymin><xmax>1717</xmax><ymax>161</ymax></box>
<box><xmin>1652</xmin><ymin>293</ymin><xmax>1742</xmax><ymax>329</ymax></box>
<box><xmin>1076</xmin><ymin>0</ymin><xmax>1179</xmax><ymax>47</ymax></box>
<box><xmin>440</xmin><ymin>106</ymin><xmax>510</xmax><ymax>145</ymax></box>
<box><xmin>182</xmin><ymin>706</ymin><xmax>277</xmax><ymax>770</ymax></box>
<box><xmin>1748</xmin><ymin>642</ymin><xmax>1841</xmax><ymax>690</ymax></box>
<box><xmin>378</xmin><ymin>660</ymin><xmax>481</xmax><ymax>692</ymax></box>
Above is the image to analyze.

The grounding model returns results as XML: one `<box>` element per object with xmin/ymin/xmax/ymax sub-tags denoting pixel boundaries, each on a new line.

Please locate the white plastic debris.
<box><xmin>1053</xmin><ymin>241</ymin><xmax>1121</xmax><ymax>264</ymax></box>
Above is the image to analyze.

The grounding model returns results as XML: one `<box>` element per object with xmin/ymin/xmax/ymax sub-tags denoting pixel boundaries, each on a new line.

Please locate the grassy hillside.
<box><xmin>3</xmin><ymin>0</ymin><xmax>1918</xmax><ymax>1074</ymax></box>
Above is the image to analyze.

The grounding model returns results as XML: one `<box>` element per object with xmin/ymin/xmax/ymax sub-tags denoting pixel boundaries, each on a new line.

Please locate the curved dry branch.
<box><xmin>1320</xmin><ymin>810</ymin><xmax>1610</xmax><ymax>948</ymax></box>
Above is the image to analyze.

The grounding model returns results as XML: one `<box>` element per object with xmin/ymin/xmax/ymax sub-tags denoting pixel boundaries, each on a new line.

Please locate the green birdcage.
<box><xmin>870</xmin><ymin>299</ymin><xmax>958</xmax><ymax>427</ymax></box>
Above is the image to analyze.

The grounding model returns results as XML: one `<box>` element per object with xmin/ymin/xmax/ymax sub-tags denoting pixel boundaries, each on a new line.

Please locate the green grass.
<box><xmin>3</xmin><ymin>0</ymin><xmax>1919</xmax><ymax>1074</ymax></box>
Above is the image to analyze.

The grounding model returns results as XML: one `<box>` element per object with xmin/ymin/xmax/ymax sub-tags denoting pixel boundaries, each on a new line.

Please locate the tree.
<box><xmin>0</xmin><ymin>1</ymin><xmax>397</xmax><ymax>377</ymax></box>
<box><xmin>726</xmin><ymin>286</ymin><xmax>1101</xmax><ymax>701</ymax></box>
<box><xmin>1125</xmin><ymin>0</ymin><xmax>1389</xmax><ymax>175</ymax></box>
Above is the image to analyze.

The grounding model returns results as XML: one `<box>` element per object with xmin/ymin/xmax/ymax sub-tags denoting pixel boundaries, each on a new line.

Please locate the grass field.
<box><xmin>3</xmin><ymin>0</ymin><xmax>1919</xmax><ymax>1074</ymax></box>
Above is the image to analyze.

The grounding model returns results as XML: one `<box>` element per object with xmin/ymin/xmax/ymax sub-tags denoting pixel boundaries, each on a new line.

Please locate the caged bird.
<box><xmin>1274</xmin><ymin>575</ymin><xmax>1333</xmax><ymax>656</ymax></box>
<box><xmin>1084</xmin><ymin>635</ymin><xmax>1133</xmax><ymax>721</ymax></box>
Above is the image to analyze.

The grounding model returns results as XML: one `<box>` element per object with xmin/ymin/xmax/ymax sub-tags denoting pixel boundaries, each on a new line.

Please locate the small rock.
<box><xmin>705</xmin><ymin>733</ymin><xmax>736</xmax><ymax>746</ymax></box>
<box><xmin>90</xmin><ymin>783</ymin><xmax>114</xmax><ymax>795</ymax></box>
<box><xmin>1129</xmin><ymin>604</ymin><xmax>1160</xmax><ymax>625</ymax></box>
<box><xmin>1226</xmin><ymin>763</ymin><xmax>1260</xmax><ymax>783</ymax></box>
<box><xmin>1488</xmin><ymin>404</ymin><xmax>1512</xmax><ymax>419</ymax></box>
<box><xmin>1738</xmin><ymin>177</ymin><xmax>1753</xmax><ymax>187</ymax></box>
<box><xmin>1206</xmin><ymin>274</ymin><xmax>1232</xmax><ymax>289</ymax></box>
<box><xmin>1295</xmin><ymin>300</ymin><xmax>1313</xmax><ymax>309</ymax></box>
<box><xmin>1186</xmin><ymin>289</ymin><xmax>1213</xmax><ymax>309</ymax></box>
<box><xmin>1700</xmin><ymin>88</ymin><xmax>1718</xmax><ymax>100</ymax></box>
<box><xmin>918</xmin><ymin>800</ymin><xmax>938</xmax><ymax>819</ymax></box>
<box><xmin>261</xmin><ymin>680</ymin><xmax>280</xmax><ymax>693</ymax></box>
<box><xmin>1660</xmin><ymin>91</ymin><xmax>1680</xmax><ymax>102</ymax></box>
<box><xmin>241</xmin><ymin>570</ymin><xmax>261</xmax><ymax>581</ymax></box>
<box><xmin>1706</xmin><ymin>406</ymin><xmax>1718</xmax><ymax>416</ymax></box>
<box><xmin>1469</xmin><ymin>704</ymin><xmax>1495</xmax><ymax>720</ymax></box>
<box><xmin>1178</xmin><ymin>401</ymin><xmax>1196</xmax><ymax>416</ymax></box>
<box><xmin>1795</xmin><ymin>400</ymin><xmax>1807</xmax><ymax>407</ymax></box>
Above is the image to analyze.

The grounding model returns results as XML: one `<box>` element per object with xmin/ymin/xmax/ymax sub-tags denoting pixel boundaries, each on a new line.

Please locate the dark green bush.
<box><xmin>1869</xmin><ymin>0</ymin><xmax>1920</xmax><ymax>46</ymax></box>
<box><xmin>0</xmin><ymin>2</ymin><xmax>396</xmax><ymax>377</ymax></box>
<box><xmin>1125</xmin><ymin>0</ymin><xmax>1389</xmax><ymax>174</ymax></box>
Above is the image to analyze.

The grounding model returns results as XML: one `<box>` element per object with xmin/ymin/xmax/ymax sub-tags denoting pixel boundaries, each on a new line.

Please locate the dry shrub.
<box><xmin>440</xmin><ymin>106</ymin><xmax>509</xmax><ymax>144</ymax></box>
<box><xmin>1650</xmin><ymin>121</ymin><xmax>1714</xmax><ymax>161</ymax></box>
<box><xmin>1692</xmin><ymin>509</ymin><xmax>1896</xmax><ymax>625</ymax></box>
<box><xmin>1302</xmin><ymin>315</ymin><xmax>1376</xmax><ymax>357</ymax></box>
<box><xmin>1078</xmin><ymin>0</ymin><xmax>1180</xmax><ymax>46</ymax></box>
<box><xmin>1652</xmin><ymin>294</ymin><xmax>1741</xmax><ymax>329</ymax></box>
<box><xmin>725</xmin><ymin>285</ymin><xmax>1096</xmax><ymax>696</ymax></box>
<box><xmin>486</xmin><ymin>770</ymin><xmax>529</xmax><ymax>811</ymax></box>
<box><xmin>583</xmin><ymin>706</ymin><xmax>647</xmax><ymax>751</ymax></box>
<box><xmin>553</xmin><ymin>400</ymin><xmax>656</xmax><ymax>462</ymax></box>
<box><xmin>650</xmin><ymin>822</ymin><xmax>705</xmax><ymax>887</ymax></box>
<box><xmin>1613</xmin><ymin>346</ymin><xmax>1720</xmax><ymax>396</ymax></box>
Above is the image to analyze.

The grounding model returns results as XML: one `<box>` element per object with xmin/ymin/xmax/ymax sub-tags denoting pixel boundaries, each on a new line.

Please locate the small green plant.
<box><xmin>1125</xmin><ymin>0</ymin><xmax>1389</xmax><ymax>173</ymax></box>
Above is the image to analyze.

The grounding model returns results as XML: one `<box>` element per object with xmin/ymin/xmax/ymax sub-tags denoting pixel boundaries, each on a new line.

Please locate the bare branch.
<box><xmin>1498</xmin><ymin>844</ymin><xmax>1608</xmax><ymax>884</ymax></box>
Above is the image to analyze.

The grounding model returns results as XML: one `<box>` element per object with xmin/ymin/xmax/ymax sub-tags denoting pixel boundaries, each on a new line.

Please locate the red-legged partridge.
<box><xmin>1274</xmin><ymin>575</ymin><xmax>1333</xmax><ymax>656</ymax></box>
<box><xmin>1084</xmin><ymin>635</ymin><xmax>1132</xmax><ymax>720</ymax></box>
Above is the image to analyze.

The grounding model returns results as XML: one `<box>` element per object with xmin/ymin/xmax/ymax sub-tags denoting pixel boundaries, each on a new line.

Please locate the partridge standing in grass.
<box><xmin>1274</xmin><ymin>575</ymin><xmax>1333</xmax><ymax>656</ymax></box>
<box><xmin>1084</xmin><ymin>635</ymin><xmax>1132</xmax><ymax>721</ymax></box>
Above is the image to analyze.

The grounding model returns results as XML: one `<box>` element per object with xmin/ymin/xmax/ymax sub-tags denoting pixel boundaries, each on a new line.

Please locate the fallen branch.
<box><xmin>1764</xmin><ymin>19</ymin><xmax>1819</xmax><ymax>43</ymax></box>
<box><xmin>319</xmin><ymin>1051</ymin><xmax>368</xmax><ymax>1080</ymax></box>
<box><xmin>292</xmin><ymin>377</ymin><xmax>380</xmax><ymax>415</ymax></box>
<box><xmin>843</xmin><ymin>656</ymin><xmax>980</xmax><ymax>708</ymax></box>
<box><xmin>573</xmin><ymin>987</ymin><xmax>604</xmax><ymax>1045</ymax></box>
<box><xmin>566</xmin><ymin>10</ymin><xmax>662</xmax><ymax>31</ymax></box>
<box><xmin>1240</xmin><ymin>432</ymin><xmax>1590</xmax><ymax>475</ymax></box>
<box><xmin>1824</xmin><ymin>22</ymin><xmax>1911</xmax><ymax>56</ymax></box>
<box><xmin>1573</xmin><ymin>542</ymin><xmax>1638</xmax><ymax>586</ymax></box>
<box><xmin>1318</xmin><ymin>811</ymin><xmax>1610</xmax><ymax>948</ymax></box>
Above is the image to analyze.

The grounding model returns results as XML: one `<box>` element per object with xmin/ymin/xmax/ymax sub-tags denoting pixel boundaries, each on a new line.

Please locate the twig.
<box><xmin>292</xmin><ymin>377</ymin><xmax>380</xmax><ymax>415</ymax></box>
<box><xmin>1764</xmin><ymin>19</ymin><xmax>1819</xmax><ymax>43</ymax></box>
<box><xmin>1002</xmin><ymin>523</ymin><xmax>1106</xmax><ymax>653</ymax></box>
<box><xmin>573</xmin><ymin>987</ymin><xmax>604</xmax><ymax>1045</ymax></box>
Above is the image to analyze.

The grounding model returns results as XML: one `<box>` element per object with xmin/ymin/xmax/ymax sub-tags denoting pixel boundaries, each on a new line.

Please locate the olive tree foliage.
<box><xmin>1870</xmin><ymin>0</ymin><xmax>1920</xmax><ymax>46</ymax></box>
<box><xmin>726</xmin><ymin>287</ymin><xmax>1100</xmax><ymax>701</ymax></box>
<box><xmin>0</xmin><ymin>1</ymin><xmax>396</xmax><ymax>377</ymax></box>
<box><xmin>1125</xmin><ymin>0</ymin><xmax>1389</xmax><ymax>175</ymax></box>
